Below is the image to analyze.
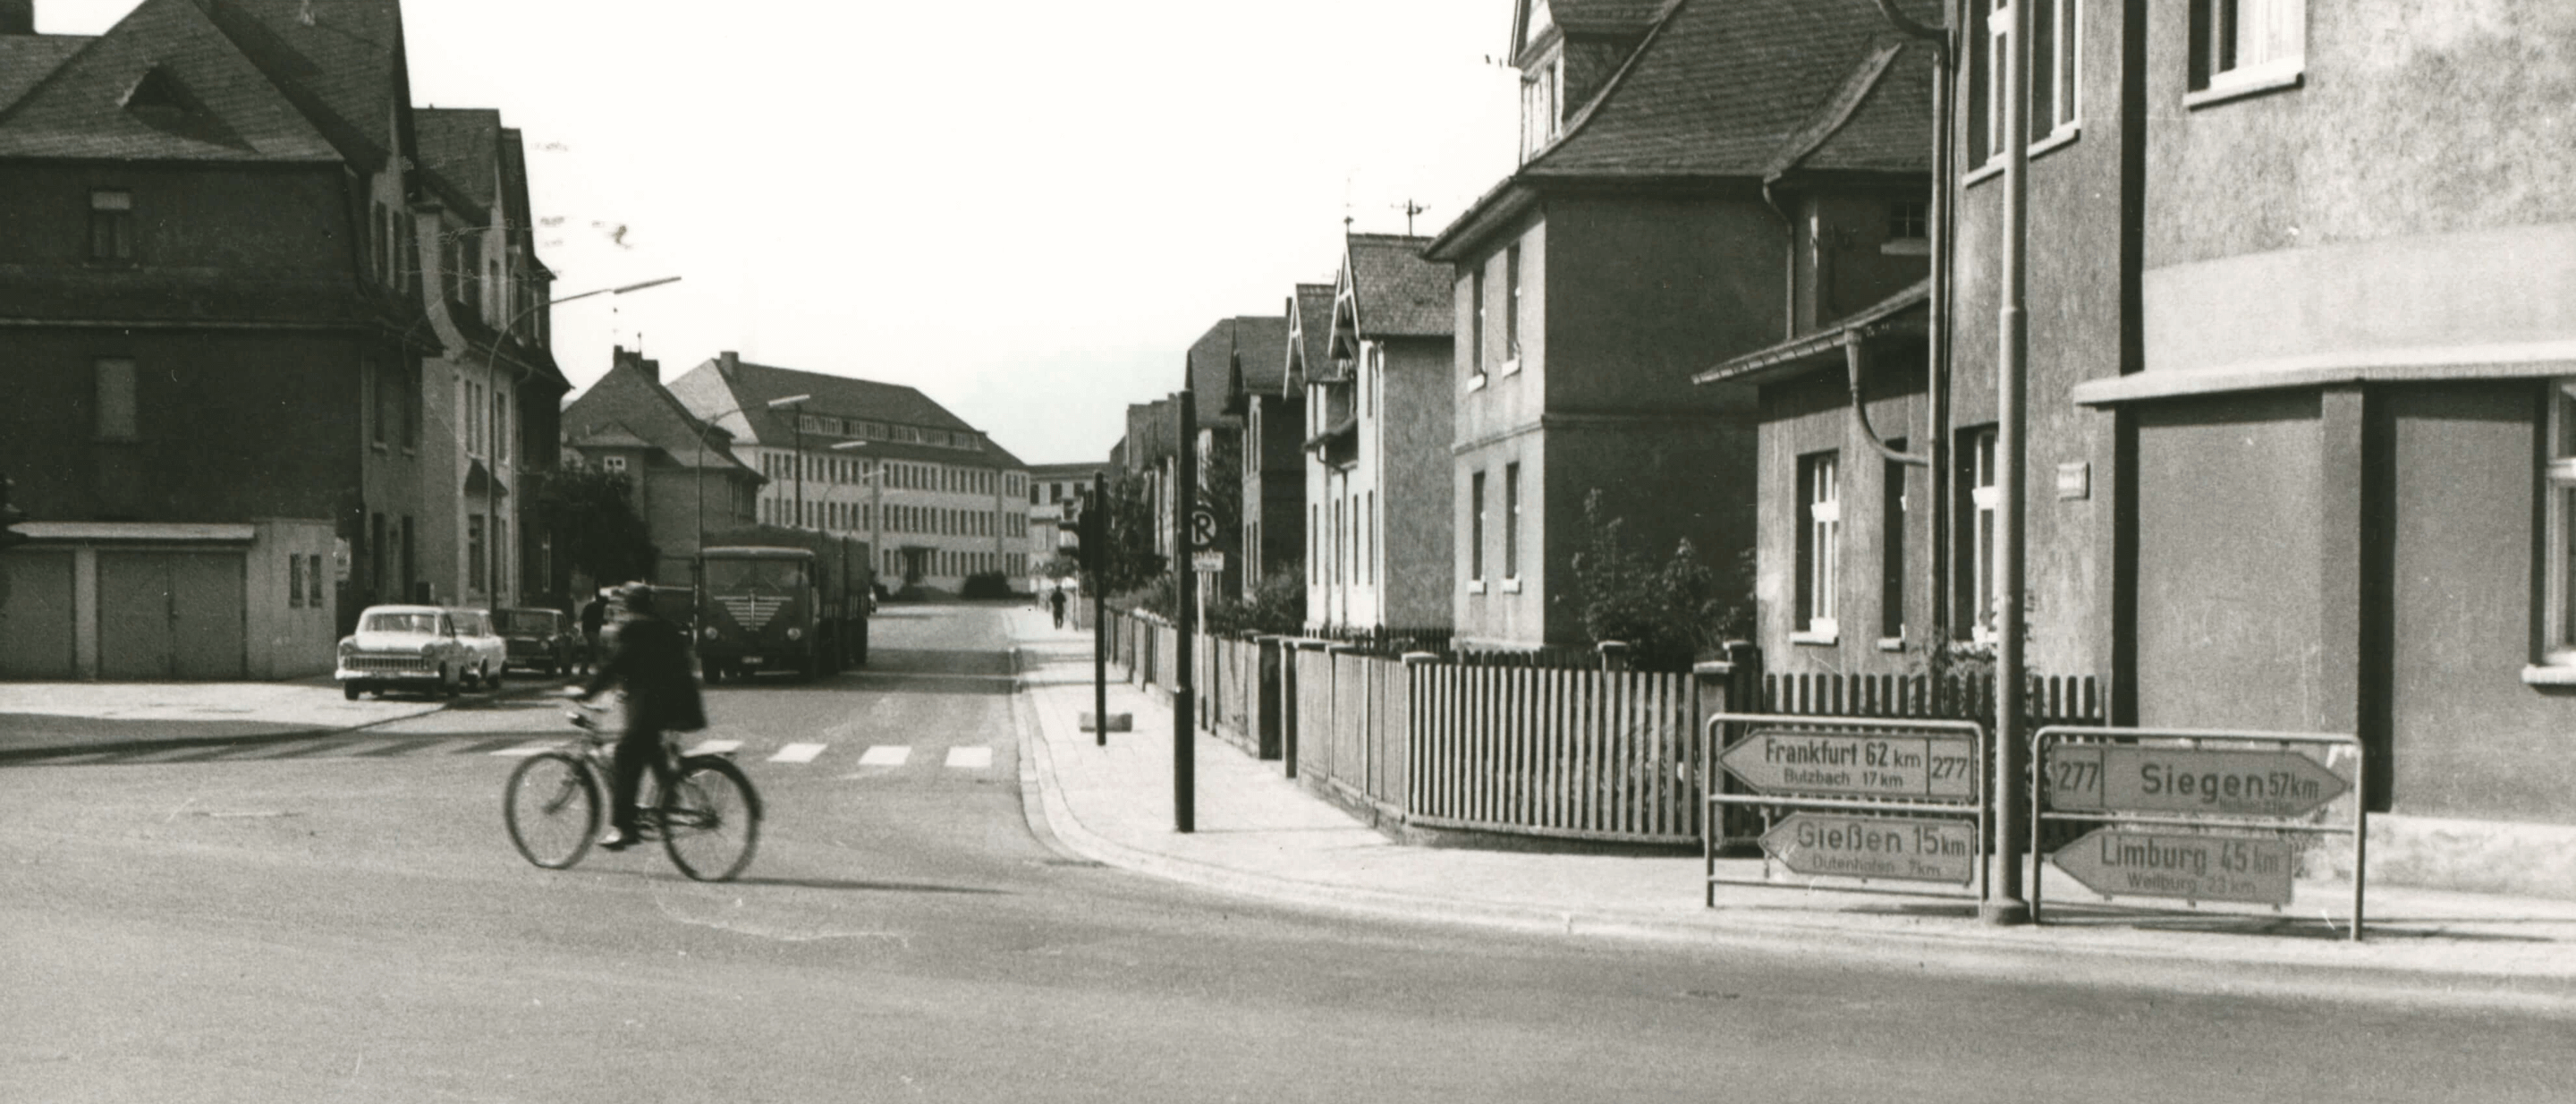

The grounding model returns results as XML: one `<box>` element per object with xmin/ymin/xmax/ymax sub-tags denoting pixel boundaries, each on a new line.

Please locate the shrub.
<box><xmin>1207</xmin><ymin>572</ymin><xmax>1305</xmax><ymax>636</ymax></box>
<box><xmin>1563</xmin><ymin>490</ymin><xmax>1751</xmax><ymax>672</ymax></box>
<box><xmin>960</xmin><ymin>571</ymin><xmax>1014</xmax><ymax>599</ymax></box>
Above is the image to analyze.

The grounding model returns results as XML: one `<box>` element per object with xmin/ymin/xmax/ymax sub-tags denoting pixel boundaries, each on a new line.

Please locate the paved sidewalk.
<box><xmin>1005</xmin><ymin>608</ymin><xmax>2576</xmax><ymax>1011</ymax></box>
<box><xmin>0</xmin><ymin>677</ymin><xmax>462</xmax><ymax>757</ymax></box>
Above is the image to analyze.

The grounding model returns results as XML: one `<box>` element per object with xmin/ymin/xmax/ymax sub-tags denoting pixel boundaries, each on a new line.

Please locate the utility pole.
<box><xmin>1092</xmin><ymin>471</ymin><xmax>1109</xmax><ymax>746</ymax></box>
<box><xmin>1175</xmin><ymin>388</ymin><xmax>1199</xmax><ymax>834</ymax></box>
<box><xmin>1986</xmin><ymin>0</ymin><xmax>2035</xmax><ymax>926</ymax></box>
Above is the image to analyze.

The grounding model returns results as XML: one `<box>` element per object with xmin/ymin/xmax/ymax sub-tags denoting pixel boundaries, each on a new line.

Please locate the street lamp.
<box><xmin>829</xmin><ymin>439</ymin><xmax>884</xmax><ymax>587</ymax></box>
<box><xmin>693</xmin><ymin>392</ymin><xmax>810</xmax><ymax>556</ymax></box>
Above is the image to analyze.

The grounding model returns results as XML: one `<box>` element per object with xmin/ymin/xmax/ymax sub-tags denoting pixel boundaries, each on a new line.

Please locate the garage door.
<box><xmin>0</xmin><ymin>551</ymin><xmax>77</xmax><ymax>678</ymax></box>
<box><xmin>99</xmin><ymin>551</ymin><xmax>246</xmax><ymax>680</ymax></box>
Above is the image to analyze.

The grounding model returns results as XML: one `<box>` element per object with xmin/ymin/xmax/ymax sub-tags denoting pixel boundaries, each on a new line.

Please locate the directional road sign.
<box><xmin>2041</xmin><ymin>745</ymin><xmax>2349</xmax><ymax>819</ymax></box>
<box><xmin>1720</xmin><ymin>729</ymin><xmax>1977</xmax><ymax>801</ymax></box>
<box><xmin>2049</xmin><ymin>828</ymin><xmax>2296</xmax><ymax>906</ymax></box>
<box><xmin>1759</xmin><ymin>813</ymin><xmax>1976</xmax><ymax>884</ymax></box>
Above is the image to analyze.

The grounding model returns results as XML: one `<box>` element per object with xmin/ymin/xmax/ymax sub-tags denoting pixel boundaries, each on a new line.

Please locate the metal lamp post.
<box><xmin>829</xmin><ymin>439</ymin><xmax>885</xmax><ymax>586</ymax></box>
<box><xmin>693</xmin><ymin>393</ymin><xmax>811</xmax><ymax>556</ymax></box>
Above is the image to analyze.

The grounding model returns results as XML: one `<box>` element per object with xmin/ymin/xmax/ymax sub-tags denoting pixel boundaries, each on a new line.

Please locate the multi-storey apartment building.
<box><xmin>1301</xmin><ymin>234</ymin><xmax>1453</xmax><ymax>633</ymax></box>
<box><xmin>0</xmin><ymin>0</ymin><xmax>562</xmax><ymax>678</ymax></box>
<box><xmin>1188</xmin><ymin>316</ymin><xmax>1284</xmax><ymax>601</ymax></box>
<box><xmin>1238</xmin><ymin>286</ymin><xmax>1323</xmax><ymax>601</ymax></box>
<box><xmin>1428</xmin><ymin>0</ymin><xmax>1914</xmax><ymax>649</ymax></box>
<box><xmin>669</xmin><ymin>353</ymin><xmax>1032</xmax><ymax>595</ymax></box>
<box><xmin>560</xmin><ymin>349</ymin><xmax>763</xmax><ymax>588</ymax></box>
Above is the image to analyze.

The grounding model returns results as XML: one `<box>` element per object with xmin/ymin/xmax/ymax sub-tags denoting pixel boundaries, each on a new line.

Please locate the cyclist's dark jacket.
<box><xmin>582</xmin><ymin>614</ymin><xmax>706</xmax><ymax>732</ymax></box>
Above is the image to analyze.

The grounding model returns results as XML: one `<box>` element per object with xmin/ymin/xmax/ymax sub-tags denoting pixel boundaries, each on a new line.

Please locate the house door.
<box><xmin>98</xmin><ymin>551</ymin><xmax>246</xmax><ymax>680</ymax></box>
<box><xmin>0</xmin><ymin>550</ymin><xmax>77</xmax><ymax>678</ymax></box>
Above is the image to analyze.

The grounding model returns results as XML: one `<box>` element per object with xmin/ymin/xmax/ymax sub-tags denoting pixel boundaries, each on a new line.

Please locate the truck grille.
<box><xmin>716</xmin><ymin>595</ymin><xmax>788</xmax><ymax>631</ymax></box>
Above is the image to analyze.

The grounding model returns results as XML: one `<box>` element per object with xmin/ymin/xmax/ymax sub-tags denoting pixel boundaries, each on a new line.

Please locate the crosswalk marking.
<box><xmin>688</xmin><ymin>739</ymin><xmax>743</xmax><ymax>755</ymax></box>
<box><xmin>16</xmin><ymin>737</ymin><xmax>1011</xmax><ymax>773</ymax></box>
<box><xmin>858</xmin><ymin>745</ymin><xmax>910</xmax><ymax>766</ymax></box>
<box><xmin>945</xmin><ymin>746</ymin><xmax>993</xmax><ymax>769</ymax></box>
<box><xmin>768</xmin><ymin>743</ymin><xmax>826</xmax><ymax>764</ymax></box>
<box><xmin>490</xmin><ymin>744</ymin><xmax>551</xmax><ymax>758</ymax></box>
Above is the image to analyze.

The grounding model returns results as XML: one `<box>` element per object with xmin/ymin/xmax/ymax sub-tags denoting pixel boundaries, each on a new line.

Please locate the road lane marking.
<box><xmin>688</xmin><ymin>739</ymin><xmax>743</xmax><ymax>755</ymax></box>
<box><xmin>769</xmin><ymin>743</ymin><xmax>826</xmax><ymax>764</ymax></box>
<box><xmin>945</xmin><ymin>747</ymin><xmax>993</xmax><ymax>769</ymax></box>
<box><xmin>858</xmin><ymin>745</ymin><xmax>910</xmax><ymax>766</ymax></box>
<box><xmin>490</xmin><ymin>744</ymin><xmax>552</xmax><ymax>758</ymax></box>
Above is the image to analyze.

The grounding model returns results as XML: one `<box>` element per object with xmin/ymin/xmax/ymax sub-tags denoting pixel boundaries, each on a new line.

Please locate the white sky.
<box><xmin>41</xmin><ymin>0</ymin><xmax>1522</xmax><ymax>464</ymax></box>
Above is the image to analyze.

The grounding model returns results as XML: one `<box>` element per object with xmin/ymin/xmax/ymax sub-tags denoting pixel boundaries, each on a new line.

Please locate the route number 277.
<box><xmin>2047</xmin><ymin>757</ymin><xmax>2101</xmax><ymax>796</ymax></box>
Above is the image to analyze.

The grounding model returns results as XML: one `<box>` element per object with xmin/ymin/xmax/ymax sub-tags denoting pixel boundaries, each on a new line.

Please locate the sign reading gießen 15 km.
<box><xmin>1760</xmin><ymin>814</ymin><xmax>1976</xmax><ymax>884</ymax></box>
<box><xmin>2041</xmin><ymin>746</ymin><xmax>2349</xmax><ymax>819</ymax></box>
<box><xmin>1719</xmin><ymin>730</ymin><xmax>1976</xmax><ymax>801</ymax></box>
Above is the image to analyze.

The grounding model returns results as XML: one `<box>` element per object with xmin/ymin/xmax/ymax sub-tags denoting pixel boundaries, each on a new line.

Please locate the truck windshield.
<box><xmin>363</xmin><ymin>612</ymin><xmax>441</xmax><ymax>634</ymax></box>
<box><xmin>705</xmin><ymin>558</ymin><xmax>807</xmax><ymax>590</ymax></box>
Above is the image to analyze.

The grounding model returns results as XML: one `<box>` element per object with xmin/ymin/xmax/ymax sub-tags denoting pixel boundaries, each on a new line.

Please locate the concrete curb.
<box><xmin>1004</xmin><ymin>641</ymin><xmax>2576</xmax><ymax>1014</ymax></box>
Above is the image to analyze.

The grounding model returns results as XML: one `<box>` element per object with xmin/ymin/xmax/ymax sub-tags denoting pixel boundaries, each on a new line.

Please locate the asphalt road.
<box><xmin>3</xmin><ymin>604</ymin><xmax>2569</xmax><ymax>1102</ymax></box>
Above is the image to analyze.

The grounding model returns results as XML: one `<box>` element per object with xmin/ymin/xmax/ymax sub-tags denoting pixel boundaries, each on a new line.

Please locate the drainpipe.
<box><xmin>1845</xmin><ymin>334</ymin><xmax>1927</xmax><ymax>467</ymax></box>
<box><xmin>1872</xmin><ymin>0</ymin><xmax>1957</xmax><ymax>663</ymax></box>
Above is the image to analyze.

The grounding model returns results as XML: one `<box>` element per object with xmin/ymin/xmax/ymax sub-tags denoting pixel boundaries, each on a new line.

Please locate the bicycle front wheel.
<box><xmin>660</xmin><ymin>755</ymin><xmax>761</xmax><ymax>882</ymax></box>
<box><xmin>504</xmin><ymin>752</ymin><xmax>599</xmax><ymax>870</ymax></box>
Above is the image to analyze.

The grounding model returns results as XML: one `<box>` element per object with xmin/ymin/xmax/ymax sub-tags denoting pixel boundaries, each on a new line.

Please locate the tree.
<box><xmin>532</xmin><ymin>466</ymin><xmax>657</xmax><ymax>589</ymax></box>
<box><xmin>1088</xmin><ymin>470</ymin><xmax>1167</xmax><ymax>598</ymax></box>
<box><xmin>1563</xmin><ymin>489</ymin><xmax>1751</xmax><ymax>671</ymax></box>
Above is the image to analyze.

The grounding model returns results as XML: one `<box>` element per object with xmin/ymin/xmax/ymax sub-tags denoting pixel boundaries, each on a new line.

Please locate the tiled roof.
<box><xmin>0</xmin><ymin>0</ymin><xmax>339</xmax><ymax>162</ymax></box>
<box><xmin>1284</xmin><ymin>282</ymin><xmax>1335</xmax><ymax>395</ymax></box>
<box><xmin>561</xmin><ymin>352</ymin><xmax>756</xmax><ymax>474</ymax></box>
<box><xmin>199</xmin><ymin>0</ymin><xmax>409</xmax><ymax>170</ymax></box>
<box><xmin>0</xmin><ymin>34</ymin><xmax>89</xmax><ymax>112</ymax></box>
<box><xmin>1344</xmin><ymin>234</ymin><xmax>1453</xmax><ymax>340</ymax></box>
<box><xmin>669</xmin><ymin>357</ymin><xmax>1028</xmax><ymax>470</ymax></box>
<box><xmin>1770</xmin><ymin>41</ymin><xmax>1934</xmax><ymax>176</ymax></box>
<box><xmin>1525</xmin><ymin>0</ymin><xmax>1933</xmax><ymax>179</ymax></box>
<box><xmin>414</xmin><ymin>106</ymin><xmax>501</xmax><ymax>215</ymax></box>
<box><xmin>1192</xmin><ymin>316</ymin><xmax>1288</xmax><ymax>415</ymax></box>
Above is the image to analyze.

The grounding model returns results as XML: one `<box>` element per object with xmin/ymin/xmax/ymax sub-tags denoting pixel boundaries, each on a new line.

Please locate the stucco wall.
<box><xmin>1382</xmin><ymin>336</ymin><xmax>1455</xmax><ymax>630</ymax></box>
<box><xmin>2132</xmin><ymin>393</ymin><xmax>2326</xmax><ymax>732</ymax></box>
<box><xmin>2378</xmin><ymin>383</ymin><xmax>2576</xmax><ymax>824</ymax></box>
<box><xmin>1545</xmin><ymin>194</ymin><xmax>1784</xmax><ymax>412</ymax></box>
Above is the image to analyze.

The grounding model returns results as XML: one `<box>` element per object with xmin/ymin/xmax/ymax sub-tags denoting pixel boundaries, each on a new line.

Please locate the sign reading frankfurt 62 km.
<box><xmin>2050</xmin><ymin>828</ymin><xmax>2297</xmax><ymax>906</ymax></box>
<box><xmin>2042</xmin><ymin>745</ymin><xmax>2348</xmax><ymax>819</ymax></box>
<box><xmin>1760</xmin><ymin>814</ymin><xmax>1975</xmax><ymax>884</ymax></box>
<box><xmin>1719</xmin><ymin>729</ymin><xmax>1976</xmax><ymax>800</ymax></box>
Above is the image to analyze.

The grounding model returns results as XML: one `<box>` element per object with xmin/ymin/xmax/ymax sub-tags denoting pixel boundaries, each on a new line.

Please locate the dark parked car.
<box><xmin>494</xmin><ymin>607</ymin><xmax>579</xmax><ymax>675</ymax></box>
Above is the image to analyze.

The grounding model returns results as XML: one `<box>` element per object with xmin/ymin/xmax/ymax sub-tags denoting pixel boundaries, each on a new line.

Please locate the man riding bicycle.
<box><xmin>573</xmin><ymin>582</ymin><xmax>706</xmax><ymax>850</ymax></box>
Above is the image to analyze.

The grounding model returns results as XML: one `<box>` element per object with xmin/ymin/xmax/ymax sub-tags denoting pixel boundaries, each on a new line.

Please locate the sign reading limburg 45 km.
<box><xmin>1719</xmin><ymin>729</ymin><xmax>1976</xmax><ymax>800</ymax></box>
<box><xmin>2050</xmin><ymin>828</ymin><xmax>2297</xmax><ymax>906</ymax></box>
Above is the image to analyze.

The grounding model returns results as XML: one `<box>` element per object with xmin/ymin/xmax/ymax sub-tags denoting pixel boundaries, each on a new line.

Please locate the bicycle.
<box><xmin>502</xmin><ymin>699</ymin><xmax>762</xmax><ymax>881</ymax></box>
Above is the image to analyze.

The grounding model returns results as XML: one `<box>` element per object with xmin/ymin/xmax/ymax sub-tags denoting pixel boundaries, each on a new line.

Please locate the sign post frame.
<box><xmin>2029</xmin><ymin>726</ymin><xmax>2368</xmax><ymax>940</ymax></box>
<box><xmin>1703</xmin><ymin>714</ymin><xmax>1989</xmax><ymax>904</ymax></box>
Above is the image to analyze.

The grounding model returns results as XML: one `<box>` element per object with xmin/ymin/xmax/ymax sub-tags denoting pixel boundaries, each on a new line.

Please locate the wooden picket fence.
<box><xmin>1408</xmin><ymin>662</ymin><xmax>1699</xmax><ymax>841</ymax></box>
<box><xmin>1759</xmin><ymin>671</ymin><xmax>2103</xmax><ymax>726</ymax></box>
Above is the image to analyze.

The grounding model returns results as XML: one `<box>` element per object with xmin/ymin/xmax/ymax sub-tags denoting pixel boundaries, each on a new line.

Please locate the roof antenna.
<box><xmin>299</xmin><ymin>0</ymin><xmax>317</xmax><ymax>26</ymax></box>
<box><xmin>1392</xmin><ymin>199</ymin><xmax>1428</xmax><ymax>236</ymax></box>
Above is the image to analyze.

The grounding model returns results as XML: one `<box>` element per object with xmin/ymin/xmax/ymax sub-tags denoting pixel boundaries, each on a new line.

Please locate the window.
<box><xmin>2189</xmin><ymin>0</ymin><xmax>2304</xmax><ymax>101</ymax></box>
<box><xmin>1470</xmin><ymin>471</ymin><xmax>1486</xmax><ymax>583</ymax></box>
<box><xmin>1366</xmin><ymin>490</ymin><xmax>1375</xmax><ymax>586</ymax></box>
<box><xmin>1890</xmin><ymin>200</ymin><xmax>1929</xmax><ymax>242</ymax></box>
<box><xmin>1504</xmin><ymin>463</ymin><xmax>1521</xmax><ymax>581</ymax></box>
<box><xmin>1959</xmin><ymin>427</ymin><xmax>1999</xmax><ymax>641</ymax></box>
<box><xmin>603</xmin><ymin>455</ymin><xmax>626</xmax><ymax>473</ymax></box>
<box><xmin>1470</xmin><ymin>265</ymin><xmax>1487</xmax><ymax>383</ymax></box>
<box><xmin>309</xmin><ymin>553</ymin><xmax>326</xmax><ymax>607</ymax></box>
<box><xmin>495</xmin><ymin>388</ymin><xmax>510</xmax><ymax>464</ymax></box>
<box><xmin>1519</xmin><ymin>55</ymin><xmax>1561</xmax><ymax>161</ymax></box>
<box><xmin>95</xmin><ymin>358</ymin><xmax>136</xmax><ymax>440</ymax></box>
<box><xmin>289</xmin><ymin>554</ymin><xmax>305</xmax><ymax>608</ymax></box>
<box><xmin>1504</xmin><ymin>243</ymin><xmax>1524</xmax><ymax>364</ymax></box>
<box><xmin>468</xmin><ymin>515</ymin><xmax>487</xmax><ymax>591</ymax></box>
<box><xmin>89</xmin><ymin>190</ymin><xmax>133</xmax><ymax>262</ymax></box>
<box><xmin>1797</xmin><ymin>453</ymin><xmax>1841</xmax><ymax>640</ymax></box>
<box><xmin>2541</xmin><ymin>386</ymin><xmax>2576</xmax><ymax>669</ymax></box>
<box><xmin>1969</xmin><ymin>0</ymin><xmax>2081</xmax><ymax>165</ymax></box>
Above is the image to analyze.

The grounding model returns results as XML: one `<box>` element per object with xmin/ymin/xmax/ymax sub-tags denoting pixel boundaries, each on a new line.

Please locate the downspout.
<box><xmin>1846</xmin><ymin>333</ymin><xmax>1927</xmax><ymax>467</ymax></box>
<box><xmin>1873</xmin><ymin>0</ymin><xmax>1957</xmax><ymax>653</ymax></box>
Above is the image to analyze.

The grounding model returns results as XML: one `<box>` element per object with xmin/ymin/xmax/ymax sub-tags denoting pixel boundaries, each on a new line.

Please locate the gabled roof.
<box><xmin>668</xmin><ymin>356</ymin><xmax>1028</xmax><ymax>469</ymax></box>
<box><xmin>414</xmin><ymin>106</ymin><xmax>501</xmax><ymax>217</ymax></box>
<box><xmin>561</xmin><ymin>350</ymin><xmax>759</xmax><ymax>475</ymax></box>
<box><xmin>1513</xmin><ymin>0</ymin><xmax>1670</xmax><ymax>64</ymax></box>
<box><xmin>0</xmin><ymin>35</ymin><xmax>93</xmax><ymax>113</ymax></box>
<box><xmin>1525</xmin><ymin>0</ymin><xmax>1933</xmax><ymax>179</ymax></box>
<box><xmin>1767</xmin><ymin>40</ymin><xmax>1934</xmax><ymax>178</ymax></box>
<box><xmin>1282</xmin><ymin>282</ymin><xmax>1335</xmax><ymax>395</ymax></box>
<box><xmin>1194</xmin><ymin>316</ymin><xmax>1288</xmax><ymax>419</ymax></box>
<box><xmin>198</xmin><ymin>0</ymin><xmax>411</xmax><ymax>170</ymax></box>
<box><xmin>0</xmin><ymin>0</ymin><xmax>338</xmax><ymax>161</ymax></box>
<box><xmin>1332</xmin><ymin>234</ymin><xmax>1452</xmax><ymax>356</ymax></box>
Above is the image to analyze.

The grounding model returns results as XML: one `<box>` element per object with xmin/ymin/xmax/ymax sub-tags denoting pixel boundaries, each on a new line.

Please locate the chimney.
<box><xmin>0</xmin><ymin>1</ymin><xmax>34</xmax><ymax>36</ymax></box>
<box><xmin>718</xmin><ymin>350</ymin><xmax>740</xmax><ymax>378</ymax></box>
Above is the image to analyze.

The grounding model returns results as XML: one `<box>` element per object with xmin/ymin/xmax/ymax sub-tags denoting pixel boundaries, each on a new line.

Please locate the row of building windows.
<box><xmin>1794</xmin><ymin>428</ymin><xmax>2000</xmax><ymax>646</ymax></box>
<box><xmin>1310</xmin><ymin>490</ymin><xmax>1377</xmax><ymax>588</ymax></box>
<box><xmin>880</xmin><ymin>549</ymin><xmax>1027</xmax><ymax>579</ymax></box>
<box><xmin>1967</xmin><ymin>0</ymin><xmax>2304</xmax><ymax>166</ymax></box>
<box><xmin>759</xmin><ymin>452</ymin><xmax>1017</xmax><ymax>498</ymax></box>
<box><xmin>758</xmin><ymin>497</ymin><xmax>1028</xmax><ymax>539</ymax></box>
<box><xmin>792</xmin><ymin>413</ymin><xmax>987</xmax><ymax>454</ymax></box>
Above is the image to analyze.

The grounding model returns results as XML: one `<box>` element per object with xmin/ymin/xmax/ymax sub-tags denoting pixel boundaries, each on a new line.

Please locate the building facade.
<box><xmin>669</xmin><ymin>352</ymin><xmax>1032</xmax><ymax>595</ymax></box>
<box><xmin>1302</xmin><ymin>234</ymin><xmax>1453</xmax><ymax>633</ymax></box>
<box><xmin>1025</xmin><ymin>460</ymin><xmax>1106</xmax><ymax>591</ymax></box>
<box><xmin>559</xmin><ymin>348</ymin><xmax>763</xmax><ymax>589</ymax></box>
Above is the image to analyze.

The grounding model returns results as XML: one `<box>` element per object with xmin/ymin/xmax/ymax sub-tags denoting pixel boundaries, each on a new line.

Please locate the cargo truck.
<box><xmin>693</xmin><ymin>525</ymin><xmax>871</xmax><ymax>682</ymax></box>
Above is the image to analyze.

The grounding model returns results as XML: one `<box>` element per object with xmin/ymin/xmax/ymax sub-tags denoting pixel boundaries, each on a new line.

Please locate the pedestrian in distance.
<box><xmin>572</xmin><ymin>582</ymin><xmax>708</xmax><ymax>851</ymax></box>
<box><xmin>1048</xmin><ymin>586</ymin><xmax>1067</xmax><ymax>629</ymax></box>
<box><xmin>579</xmin><ymin>590</ymin><xmax>607</xmax><ymax>674</ymax></box>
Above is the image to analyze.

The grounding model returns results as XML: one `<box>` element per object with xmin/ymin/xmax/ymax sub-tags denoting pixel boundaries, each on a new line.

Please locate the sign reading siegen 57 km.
<box><xmin>2041</xmin><ymin>745</ymin><xmax>2348</xmax><ymax>819</ymax></box>
<box><xmin>1719</xmin><ymin>729</ymin><xmax>1976</xmax><ymax>801</ymax></box>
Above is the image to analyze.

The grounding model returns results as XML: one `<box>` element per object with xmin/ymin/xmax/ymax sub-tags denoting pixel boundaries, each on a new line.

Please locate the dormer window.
<box><xmin>122</xmin><ymin>68</ymin><xmax>201</xmax><ymax>127</ymax></box>
<box><xmin>1519</xmin><ymin>54</ymin><xmax>1563</xmax><ymax>161</ymax></box>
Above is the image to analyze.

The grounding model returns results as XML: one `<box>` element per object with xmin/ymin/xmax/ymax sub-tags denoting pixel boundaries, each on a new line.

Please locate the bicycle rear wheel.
<box><xmin>504</xmin><ymin>752</ymin><xmax>599</xmax><ymax>870</ymax></box>
<box><xmin>660</xmin><ymin>755</ymin><xmax>760</xmax><ymax>882</ymax></box>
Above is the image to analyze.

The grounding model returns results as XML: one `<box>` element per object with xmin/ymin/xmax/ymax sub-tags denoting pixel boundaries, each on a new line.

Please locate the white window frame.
<box><xmin>1797</xmin><ymin>453</ymin><xmax>1842</xmax><ymax>643</ymax></box>
<box><xmin>1969</xmin><ymin>428</ymin><xmax>2000</xmax><ymax>645</ymax></box>
<box><xmin>2188</xmin><ymin>0</ymin><xmax>2306</xmax><ymax>107</ymax></box>
<box><xmin>2533</xmin><ymin>384</ymin><xmax>2576</xmax><ymax>681</ymax></box>
<box><xmin>1974</xmin><ymin>0</ymin><xmax>2082</xmax><ymax>171</ymax></box>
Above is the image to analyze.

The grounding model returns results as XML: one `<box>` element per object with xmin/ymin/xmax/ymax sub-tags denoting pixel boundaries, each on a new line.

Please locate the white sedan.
<box><xmin>335</xmin><ymin>606</ymin><xmax>473</xmax><ymax>700</ymax></box>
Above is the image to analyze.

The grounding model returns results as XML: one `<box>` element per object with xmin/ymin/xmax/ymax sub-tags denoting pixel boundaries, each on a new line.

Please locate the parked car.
<box><xmin>336</xmin><ymin>606</ymin><xmax>472</xmax><ymax>700</ymax></box>
<box><xmin>494</xmin><ymin>607</ymin><xmax>578</xmax><ymax>675</ymax></box>
<box><xmin>445</xmin><ymin>607</ymin><xmax>510</xmax><ymax>689</ymax></box>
